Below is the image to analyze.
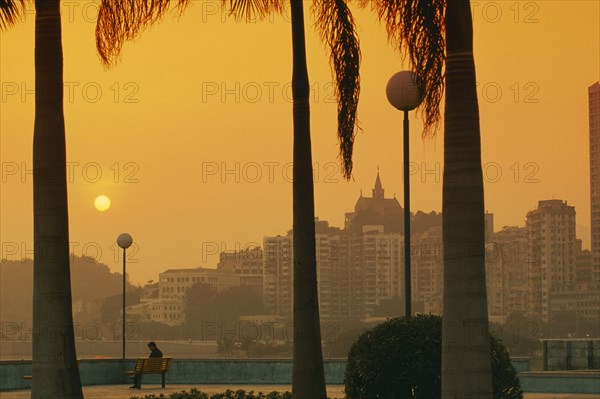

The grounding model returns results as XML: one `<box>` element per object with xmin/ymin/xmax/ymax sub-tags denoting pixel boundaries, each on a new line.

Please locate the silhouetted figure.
<box><xmin>148</xmin><ymin>342</ymin><xmax>163</xmax><ymax>358</ymax></box>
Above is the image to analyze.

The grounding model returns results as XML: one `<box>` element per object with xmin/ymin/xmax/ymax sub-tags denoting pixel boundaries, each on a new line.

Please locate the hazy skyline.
<box><xmin>1</xmin><ymin>1</ymin><xmax>599</xmax><ymax>284</ymax></box>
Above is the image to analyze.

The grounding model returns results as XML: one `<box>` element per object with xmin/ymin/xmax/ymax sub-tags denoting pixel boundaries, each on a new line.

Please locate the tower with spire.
<box><xmin>372</xmin><ymin>169</ymin><xmax>385</xmax><ymax>200</ymax></box>
<box><xmin>345</xmin><ymin>170</ymin><xmax>404</xmax><ymax>233</ymax></box>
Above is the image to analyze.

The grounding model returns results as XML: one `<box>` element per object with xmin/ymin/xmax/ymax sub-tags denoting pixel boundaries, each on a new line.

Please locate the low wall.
<box><xmin>0</xmin><ymin>359</ymin><xmax>134</xmax><ymax>391</ymax></box>
<box><xmin>0</xmin><ymin>360</ymin><xmax>31</xmax><ymax>391</ymax></box>
<box><xmin>0</xmin><ymin>359</ymin><xmax>345</xmax><ymax>391</ymax></box>
<box><xmin>2</xmin><ymin>358</ymin><xmax>598</xmax><ymax>394</ymax></box>
<box><xmin>130</xmin><ymin>359</ymin><xmax>346</xmax><ymax>386</ymax></box>
<box><xmin>519</xmin><ymin>371</ymin><xmax>600</xmax><ymax>394</ymax></box>
<box><xmin>510</xmin><ymin>357</ymin><xmax>530</xmax><ymax>372</ymax></box>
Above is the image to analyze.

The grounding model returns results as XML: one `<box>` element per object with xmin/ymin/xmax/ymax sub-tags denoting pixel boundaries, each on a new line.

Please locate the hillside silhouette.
<box><xmin>1</xmin><ymin>256</ymin><xmax>134</xmax><ymax>324</ymax></box>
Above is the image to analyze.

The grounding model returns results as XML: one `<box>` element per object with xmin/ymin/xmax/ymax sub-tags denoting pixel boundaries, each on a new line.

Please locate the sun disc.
<box><xmin>94</xmin><ymin>195</ymin><xmax>111</xmax><ymax>211</ymax></box>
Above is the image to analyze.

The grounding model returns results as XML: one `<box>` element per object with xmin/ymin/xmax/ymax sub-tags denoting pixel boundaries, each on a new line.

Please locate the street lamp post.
<box><xmin>117</xmin><ymin>233</ymin><xmax>133</xmax><ymax>360</ymax></box>
<box><xmin>386</xmin><ymin>71</ymin><xmax>424</xmax><ymax>318</ymax></box>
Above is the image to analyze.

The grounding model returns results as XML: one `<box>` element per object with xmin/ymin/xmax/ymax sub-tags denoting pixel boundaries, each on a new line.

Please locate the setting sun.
<box><xmin>94</xmin><ymin>195</ymin><xmax>111</xmax><ymax>212</ymax></box>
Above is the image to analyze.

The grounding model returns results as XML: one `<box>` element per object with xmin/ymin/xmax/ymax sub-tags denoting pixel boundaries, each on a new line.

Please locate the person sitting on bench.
<box><xmin>130</xmin><ymin>341</ymin><xmax>163</xmax><ymax>389</ymax></box>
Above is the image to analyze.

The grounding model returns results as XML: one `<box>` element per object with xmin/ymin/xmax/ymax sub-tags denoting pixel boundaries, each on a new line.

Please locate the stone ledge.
<box><xmin>2</xmin><ymin>359</ymin><xmax>598</xmax><ymax>394</ymax></box>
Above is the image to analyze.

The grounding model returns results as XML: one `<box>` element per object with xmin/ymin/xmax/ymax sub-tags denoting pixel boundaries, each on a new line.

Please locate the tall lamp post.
<box><xmin>386</xmin><ymin>71</ymin><xmax>424</xmax><ymax>317</ymax></box>
<box><xmin>117</xmin><ymin>233</ymin><xmax>133</xmax><ymax>360</ymax></box>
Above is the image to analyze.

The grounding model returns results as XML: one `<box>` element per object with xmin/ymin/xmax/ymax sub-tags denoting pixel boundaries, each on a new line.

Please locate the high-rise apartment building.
<box><xmin>262</xmin><ymin>220</ymin><xmax>358</xmax><ymax>320</ymax></box>
<box><xmin>411</xmin><ymin>226</ymin><xmax>443</xmax><ymax>314</ymax></box>
<box><xmin>549</xmin><ymin>240</ymin><xmax>599</xmax><ymax>321</ymax></box>
<box><xmin>589</xmin><ymin>82</ymin><xmax>600</xmax><ymax>275</ymax></box>
<box><xmin>315</xmin><ymin>222</ymin><xmax>353</xmax><ymax>320</ymax></box>
<box><xmin>485</xmin><ymin>226</ymin><xmax>530</xmax><ymax>320</ymax></box>
<box><xmin>218</xmin><ymin>246</ymin><xmax>264</xmax><ymax>295</ymax></box>
<box><xmin>409</xmin><ymin>223</ymin><xmax>531</xmax><ymax>320</ymax></box>
<box><xmin>263</xmin><ymin>175</ymin><xmax>405</xmax><ymax>320</ymax></box>
<box><xmin>575</xmin><ymin>239</ymin><xmax>592</xmax><ymax>283</ymax></box>
<box><xmin>354</xmin><ymin>226</ymin><xmax>404</xmax><ymax>317</ymax></box>
<box><xmin>262</xmin><ymin>233</ymin><xmax>293</xmax><ymax>318</ymax></box>
<box><xmin>262</xmin><ymin>221</ymin><xmax>405</xmax><ymax>321</ymax></box>
<box><xmin>526</xmin><ymin>200</ymin><xmax>577</xmax><ymax>321</ymax></box>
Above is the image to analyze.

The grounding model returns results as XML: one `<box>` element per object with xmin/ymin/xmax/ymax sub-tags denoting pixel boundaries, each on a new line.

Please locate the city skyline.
<box><xmin>122</xmin><ymin>196</ymin><xmax>596</xmax><ymax>327</ymax></box>
<box><xmin>1</xmin><ymin>2</ymin><xmax>598</xmax><ymax>285</ymax></box>
<box><xmin>0</xmin><ymin>165</ymin><xmax>594</xmax><ymax>286</ymax></box>
<box><xmin>1</xmin><ymin>176</ymin><xmax>596</xmax><ymax>335</ymax></box>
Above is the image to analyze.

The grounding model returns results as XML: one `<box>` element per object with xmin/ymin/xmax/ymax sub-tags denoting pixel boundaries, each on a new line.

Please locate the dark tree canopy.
<box><xmin>184</xmin><ymin>284</ymin><xmax>266</xmax><ymax>324</ymax></box>
<box><xmin>345</xmin><ymin>314</ymin><xmax>523</xmax><ymax>399</ymax></box>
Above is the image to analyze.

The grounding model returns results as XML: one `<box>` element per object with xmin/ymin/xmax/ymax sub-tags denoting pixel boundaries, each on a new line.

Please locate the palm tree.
<box><xmin>95</xmin><ymin>1</ymin><xmax>360</xmax><ymax>397</ymax></box>
<box><xmin>359</xmin><ymin>0</ymin><xmax>493</xmax><ymax>397</ymax></box>
<box><xmin>0</xmin><ymin>1</ymin><xmax>83</xmax><ymax>398</ymax></box>
<box><xmin>441</xmin><ymin>2</ymin><xmax>493</xmax><ymax>396</ymax></box>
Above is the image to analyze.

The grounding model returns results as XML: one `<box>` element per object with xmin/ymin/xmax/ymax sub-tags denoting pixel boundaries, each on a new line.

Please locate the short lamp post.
<box><xmin>117</xmin><ymin>233</ymin><xmax>133</xmax><ymax>360</ymax></box>
<box><xmin>386</xmin><ymin>71</ymin><xmax>424</xmax><ymax>318</ymax></box>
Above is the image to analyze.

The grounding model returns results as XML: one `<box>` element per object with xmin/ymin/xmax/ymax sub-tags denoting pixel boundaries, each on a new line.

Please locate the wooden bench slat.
<box><xmin>128</xmin><ymin>357</ymin><xmax>172</xmax><ymax>374</ymax></box>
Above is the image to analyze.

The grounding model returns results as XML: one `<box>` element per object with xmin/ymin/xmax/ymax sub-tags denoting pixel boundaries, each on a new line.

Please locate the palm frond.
<box><xmin>224</xmin><ymin>0</ymin><xmax>284</xmax><ymax>21</ymax></box>
<box><xmin>96</xmin><ymin>0</ymin><xmax>192</xmax><ymax>67</ymax></box>
<box><xmin>361</xmin><ymin>0</ymin><xmax>445</xmax><ymax>138</ymax></box>
<box><xmin>0</xmin><ymin>0</ymin><xmax>25</xmax><ymax>31</ymax></box>
<box><xmin>314</xmin><ymin>0</ymin><xmax>361</xmax><ymax>180</ymax></box>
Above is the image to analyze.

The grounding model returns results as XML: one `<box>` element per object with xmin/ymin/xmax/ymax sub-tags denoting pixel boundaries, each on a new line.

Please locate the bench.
<box><xmin>125</xmin><ymin>357</ymin><xmax>172</xmax><ymax>388</ymax></box>
<box><xmin>23</xmin><ymin>360</ymin><xmax>81</xmax><ymax>380</ymax></box>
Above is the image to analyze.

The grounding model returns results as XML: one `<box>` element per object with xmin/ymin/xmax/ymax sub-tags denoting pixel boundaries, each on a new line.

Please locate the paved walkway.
<box><xmin>0</xmin><ymin>385</ymin><xmax>598</xmax><ymax>399</ymax></box>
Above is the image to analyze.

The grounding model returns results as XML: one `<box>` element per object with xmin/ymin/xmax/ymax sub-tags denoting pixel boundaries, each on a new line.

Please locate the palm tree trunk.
<box><xmin>290</xmin><ymin>0</ymin><xmax>327</xmax><ymax>398</ymax></box>
<box><xmin>32</xmin><ymin>1</ymin><xmax>83</xmax><ymax>398</ymax></box>
<box><xmin>441</xmin><ymin>0</ymin><xmax>493</xmax><ymax>398</ymax></box>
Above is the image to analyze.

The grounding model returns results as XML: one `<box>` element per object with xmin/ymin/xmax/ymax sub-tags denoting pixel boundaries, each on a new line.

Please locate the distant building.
<box><xmin>489</xmin><ymin>226</ymin><xmax>530</xmax><ymax>317</ymax></box>
<box><xmin>218</xmin><ymin>246</ymin><xmax>264</xmax><ymax>296</ymax></box>
<box><xmin>263</xmin><ymin>173</ymin><xmax>406</xmax><ymax>321</ymax></box>
<box><xmin>575</xmin><ymin>239</ymin><xmax>592</xmax><ymax>283</ymax></box>
<box><xmin>129</xmin><ymin>267</ymin><xmax>242</xmax><ymax>326</ymax></box>
<box><xmin>353</xmin><ymin>226</ymin><xmax>404</xmax><ymax>318</ymax></box>
<box><xmin>589</xmin><ymin>82</ymin><xmax>600</xmax><ymax>275</ymax></box>
<box><xmin>547</xmin><ymin>240</ymin><xmax>599</xmax><ymax>321</ymax></box>
<box><xmin>127</xmin><ymin>298</ymin><xmax>184</xmax><ymax>326</ymax></box>
<box><xmin>527</xmin><ymin>200</ymin><xmax>577</xmax><ymax>322</ymax></box>
<box><xmin>343</xmin><ymin>173</ymin><xmax>407</xmax><ymax>318</ymax></box>
<box><xmin>412</xmin><ymin>223</ymin><xmax>534</xmax><ymax>320</ymax></box>
<box><xmin>158</xmin><ymin>267</ymin><xmax>240</xmax><ymax>299</ymax></box>
<box><xmin>344</xmin><ymin>171</ymin><xmax>404</xmax><ymax>233</ymax></box>
<box><xmin>486</xmin><ymin>241</ymin><xmax>505</xmax><ymax>319</ymax></box>
<box><xmin>485</xmin><ymin>212</ymin><xmax>494</xmax><ymax>242</ymax></box>
<box><xmin>262</xmin><ymin>233</ymin><xmax>293</xmax><ymax>318</ymax></box>
<box><xmin>411</xmin><ymin>226</ymin><xmax>443</xmax><ymax>314</ymax></box>
<box><xmin>549</xmin><ymin>285</ymin><xmax>600</xmax><ymax>321</ymax></box>
<box><xmin>263</xmin><ymin>221</ymin><xmax>405</xmax><ymax>321</ymax></box>
<box><xmin>315</xmin><ymin>220</ymin><xmax>354</xmax><ymax>320</ymax></box>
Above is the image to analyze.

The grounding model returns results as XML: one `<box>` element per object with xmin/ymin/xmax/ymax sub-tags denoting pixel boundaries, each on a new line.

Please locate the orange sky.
<box><xmin>1</xmin><ymin>1</ymin><xmax>599</xmax><ymax>284</ymax></box>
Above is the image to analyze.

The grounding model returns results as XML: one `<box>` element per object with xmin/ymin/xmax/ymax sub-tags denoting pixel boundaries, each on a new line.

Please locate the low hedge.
<box><xmin>131</xmin><ymin>389</ymin><xmax>293</xmax><ymax>399</ymax></box>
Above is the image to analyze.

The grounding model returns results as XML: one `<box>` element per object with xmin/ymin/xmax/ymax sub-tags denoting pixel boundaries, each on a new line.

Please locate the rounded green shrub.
<box><xmin>344</xmin><ymin>314</ymin><xmax>523</xmax><ymax>399</ymax></box>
